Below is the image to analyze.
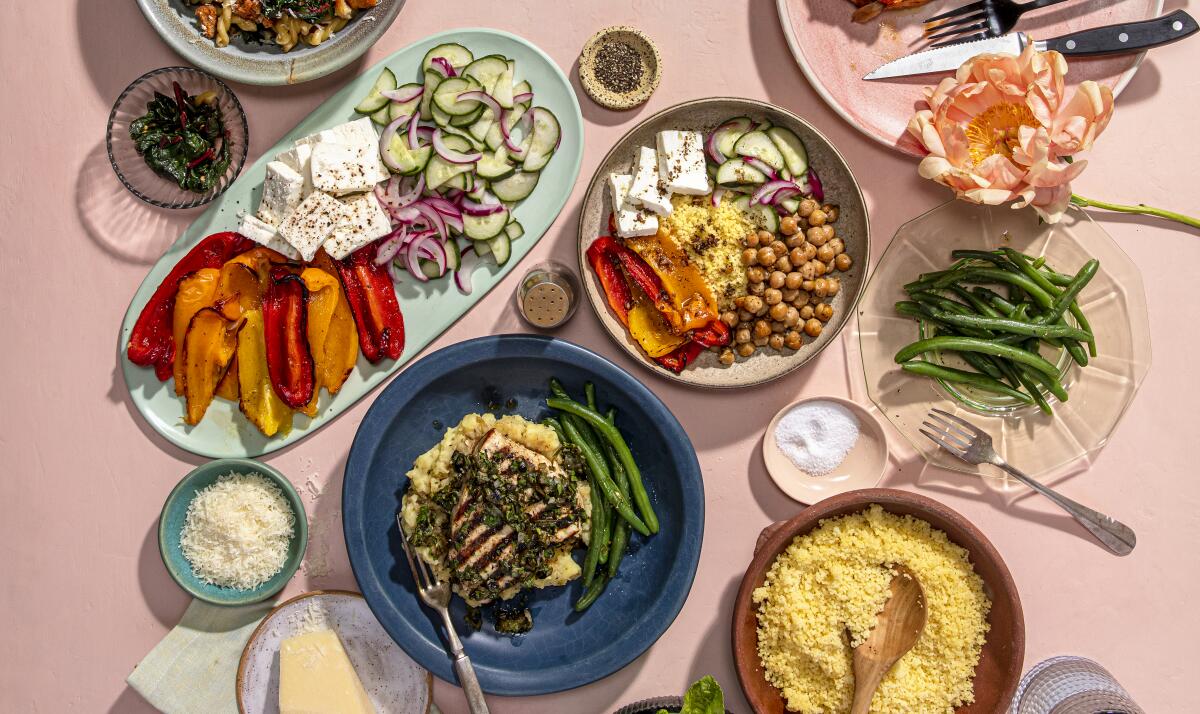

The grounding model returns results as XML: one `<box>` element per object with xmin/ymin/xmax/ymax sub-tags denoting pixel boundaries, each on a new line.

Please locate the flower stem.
<box><xmin>1071</xmin><ymin>194</ymin><xmax>1200</xmax><ymax>230</ymax></box>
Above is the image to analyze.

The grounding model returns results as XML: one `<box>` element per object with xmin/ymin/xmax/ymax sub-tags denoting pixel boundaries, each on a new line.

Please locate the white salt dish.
<box><xmin>763</xmin><ymin>396</ymin><xmax>888</xmax><ymax>505</ymax></box>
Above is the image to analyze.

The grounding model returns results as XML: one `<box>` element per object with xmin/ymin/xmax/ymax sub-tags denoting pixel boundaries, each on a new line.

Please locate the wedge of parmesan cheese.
<box><xmin>279</xmin><ymin>630</ymin><xmax>376</xmax><ymax>714</ymax></box>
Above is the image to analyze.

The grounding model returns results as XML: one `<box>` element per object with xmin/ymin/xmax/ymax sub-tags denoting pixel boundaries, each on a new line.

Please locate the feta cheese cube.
<box><xmin>609</xmin><ymin>173</ymin><xmax>658</xmax><ymax>239</ymax></box>
<box><xmin>239</xmin><ymin>213</ymin><xmax>302</xmax><ymax>260</ymax></box>
<box><xmin>277</xmin><ymin>192</ymin><xmax>354</xmax><ymax>262</ymax></box>
<box><xmin>257</xmin><ymin>161</ymin><xmax>306</xmax><ymax>226</ymax></box>
<box><xmin>656</xmin><ymin>130</ymin><xmax>710</xmax><ymax>195</ymax></box>
<box><xmin>275</xmin><ymin>143</ymin><xmax>314</xmax><ymax>196</ymax></box>
<box><xmin>323</xmin><ymin>192</ymin><xmax>394</xmax><ymax>260</ymax></box>
<box><xmin>627</xmin><ymin>146</ymin><xmax>673</xmax><ymax>217</ymax></box>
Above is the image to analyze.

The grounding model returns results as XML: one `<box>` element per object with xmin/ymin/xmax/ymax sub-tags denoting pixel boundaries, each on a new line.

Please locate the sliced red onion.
<box><xmin>807</xmin><ymin>168</ymin><xmax>824</xmax><ymax>203</ymax></box>
<box><xmin>406</xmin><ymin>232</ymin><xmax>446</xmax><ymax>280</ymax></box>
<box><xmin>711</xmin><ymin>188</ymin><xmax>727</xmax><ymax>207</ymax></box>
<box><xmin>388</xmin><ymin>259</ymin><xmax>406</xmax><ymax>283</ymax></box>
<box><xmin>454</xmin><ymin>246</ymin><xmax>480</xmax><ymax>295</ymax></box>
<box><xmin>705</xmin><ymin>132</ymin><xmax>726</xmax><ymax>164</ymax></box>
<box><xmin>513</xmin><ymin>91</ymin><xmax>533</xmax><ymax>105</ymax></box>
<box><xmin>430</xmin><ymin>57</ymin><xmax>456</xmax><ymax>78</ymax></box>
<box><xmin>408</xmin><ymin>123</ymin><xmax>434</xmax><ymax>151</ymax></box>
<box><xmin>393</xmin><ymin>205</ymin><xmax>422</xmax><ymax>224</ymax></box>
<box><xmin>743</xmin><ymin>157</ymin><xmax>779</xmax><ymax>180</ymax></box>
<box><xmin>381</xmin><ymin>85</ymin><xmax>423</xmax><ymax>103</ymax></box>
<box><xmin>461</xmin><ymin>198</ymin><xmax>506</xmax><ymax>217</ymax></box>
<box><xmin>752</xmin><ymin>180</ymin><xmax>803</xmax><ymax>206</ymax></box>
<box><xmin>379</xmin><ymin>113</ymin><xmax>413</xmax><ymax>172</ymax></box>
<box><xmin>432</xmin><ymin>129</ymin><xmax>481</xmax><ymax>164</ymax></box>
<box><xmin>374</xmin><ymin>225</ymin><xmax>408</xmax><ymax>265</ymax></box>
<box><xmin>456</xmin><ymin>90</ymin><xmax>501</xmax><ymax>118</ymax></box>
<box><xmin>502</xmin><ymin>110</ymin><xmax>533</xmax><ymax>156</ymax></box>
<box><xmin>395</xmin><ymin>173</ymin><xmax>424</xmax><ymax>207</ymax></box>
<box><xmin>410</xmin><ymin>201</ymin><xmax>448</xmax><ymax>240</ymax></box>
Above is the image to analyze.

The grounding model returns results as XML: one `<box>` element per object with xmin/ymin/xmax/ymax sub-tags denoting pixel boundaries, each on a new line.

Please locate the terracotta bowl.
<box><xmin>732</xmin><ymin>489</ymin><xmax>1024</xmax><ymax>713</ymax></box>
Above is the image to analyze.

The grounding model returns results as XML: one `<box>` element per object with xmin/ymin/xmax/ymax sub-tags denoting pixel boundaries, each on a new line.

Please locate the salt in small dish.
<box><xmin>762</xmin><ymin>396</ymin><xmax>888</xmax><ymax>504</ymax></box>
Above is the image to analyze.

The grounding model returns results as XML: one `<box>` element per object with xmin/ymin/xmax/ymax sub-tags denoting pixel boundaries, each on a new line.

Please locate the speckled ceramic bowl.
<box><xmin>577</xmin><ymin>98</ymin><xmax>870</xmax><ymax>388</ymax></box>
<box><xmin>579</xmin><ymin>26</ymin><xmax>662</xmax><ymax>110</ymax></box>
<box><xmin>158</xmin><ymin>458</ymin><xmax>307</xmax><ymax>606</ymax></box>
<box><xmin>135</xmin><ymin>0</ymin><xmax>406</xmax><ymax>86</ymax></box>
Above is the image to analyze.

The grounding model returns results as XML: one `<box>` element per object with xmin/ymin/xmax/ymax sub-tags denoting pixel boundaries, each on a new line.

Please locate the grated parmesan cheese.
<box><xmin>179</xmin><ymin>471</ymin><xmax>296</xmax><ymax>590</ymax></box>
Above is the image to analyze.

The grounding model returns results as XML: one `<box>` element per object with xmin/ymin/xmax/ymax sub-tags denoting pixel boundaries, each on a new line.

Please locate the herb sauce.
<box><xmin>129</xmin><ymin>82</ymin><xmax>231</xmax><ymax>194</ymax></box>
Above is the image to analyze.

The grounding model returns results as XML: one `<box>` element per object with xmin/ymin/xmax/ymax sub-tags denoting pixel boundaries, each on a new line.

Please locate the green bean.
<box><xmin>574</xmin><ymin>575</ymin><xmax>609</xmax><ymax>611</ymax></box>
<box><xmin>925</xmin><ymin>308</ymin><xmax>1093</xmax><ymax>341</ymax></box>
<box><xmin>949</xmin><ymin>249</ymin><xmax>1020</xmax><ymax>271</ymax></box>
<box><xmin>906</xmin><ymin>295</ymin><xmax>993</xmax><ymax>338</ymax></box>
<box><xmin>894</xmin><ymin>336</ymin><xmax>1060</xmax><ymax>378</ymax></box>
<box><xmin>603</xmin><ymin>438</ymin><xmax>630</xmax><ymax>577</ymax></box>
<box><xmin>901</xmin><ymin>362</ymin><xmax>1034</xmax><ymax>403</ymax></box>
<box><xmin>949</xmin><ymin>344</ymin><xmax>1006</xmax><ymax>380</ymax></box>
<box><xmin>948</xmin><ymin>285</ymin><xmax>1003</xmax><ymax>318</ymax></box>
<box><xmin>1022</xmin><ymin>364</ymin><xmax>1069</xmax><ymax>403</ymax></box>
<box><xmin>546</xmin><ymin>397</ymin><xmax>659</xmax><ymax>534</ymax></box>
<box><xmin>580</xmin><ymin>470</ymin><xmax>607</xmax><ymax>585</ymax></box>
<box><xmin>585</xmin><ymin>382</ymin><xmax>598</xmax><ymax>411</ymax></box>
<box><xmin>1032</xmin><ymin>256</ymin><xmax>1047</xmax><ymax>269</ymax></box>
<box><xmin>549</xmin><ymin>380</ymin><xmax>610</xmax><ymax>467</ymax></box>
<box><xmin>542</xmin><ymin>417</ymin><xmax>566</xmax><ymax>443</ymax></box>
<box><xmin>1003</xmin><ymin>250</ymin><xmax>1097</xmax><ymax>356</ymax></box>
<box><xmin>558</xmin><ymin>413</ymin><xmax>650</xmax><ymax>536</ymax></box>
<box><xmin>1009</xmin><ymin>362</ymin><xmax>1052</xmax><ymax>414</ymax></box>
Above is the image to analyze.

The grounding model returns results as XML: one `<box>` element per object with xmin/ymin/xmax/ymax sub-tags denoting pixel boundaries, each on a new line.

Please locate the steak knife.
<box><xmin>864</xmin><ymin>9</ymin><xmax>1197</xmax><ymax>80</ymax></box>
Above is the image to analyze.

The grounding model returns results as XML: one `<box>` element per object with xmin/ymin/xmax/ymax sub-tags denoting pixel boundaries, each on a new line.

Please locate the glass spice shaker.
<box><xmin>1011</xmin><ymin>656</ymin><xmax>1145</xmax><ymax>714</ymax></box>
<box><xmin>516</xmin><ymin>261</ymin><xmax>580</xmax><ymax>329</ymax></box>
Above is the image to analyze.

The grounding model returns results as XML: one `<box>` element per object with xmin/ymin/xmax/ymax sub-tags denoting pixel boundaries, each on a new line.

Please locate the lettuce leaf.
<box><xmin>680</xmin><ymin>676</ymin><xmax>724</xmax><ymax>714</ymax></box>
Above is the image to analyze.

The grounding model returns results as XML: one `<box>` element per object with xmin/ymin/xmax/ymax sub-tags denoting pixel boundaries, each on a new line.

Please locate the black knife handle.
<box><xmin>1044</xmin><ymin>9</ymin><xmax>1198</xmax><ymax>56</ymax></box>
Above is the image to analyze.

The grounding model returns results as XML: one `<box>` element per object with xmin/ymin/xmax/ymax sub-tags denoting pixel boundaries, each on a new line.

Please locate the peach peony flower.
<box><xmin>907</xmin><ymin>45</ymin><xmax>1113</xmax><ymax>223</ymax></box>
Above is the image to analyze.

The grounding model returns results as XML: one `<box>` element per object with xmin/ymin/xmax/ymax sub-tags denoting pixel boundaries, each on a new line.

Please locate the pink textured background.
<box><xmin>2</xmin><ymin>0</ymin><xmax>1198</xmax><ymax>712</ymax></box>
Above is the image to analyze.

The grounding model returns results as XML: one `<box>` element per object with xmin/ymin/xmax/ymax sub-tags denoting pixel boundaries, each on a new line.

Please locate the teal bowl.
<box><xmin>158</xmin><ymin>458</ymin><xmax>308</xmax><ymax>606</ymax></box>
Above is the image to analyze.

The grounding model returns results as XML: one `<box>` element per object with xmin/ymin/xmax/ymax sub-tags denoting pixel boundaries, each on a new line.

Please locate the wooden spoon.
<box><xmin>850</xmin><ymin>565</ymin><xmax>927</xmax><ymax>714</ymax></box>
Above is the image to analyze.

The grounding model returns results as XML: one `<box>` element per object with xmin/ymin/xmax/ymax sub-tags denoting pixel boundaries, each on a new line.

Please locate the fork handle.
<box><xmin>454</xmin><ymin>652</ymin><xmax>490</xmax><ymax>714</ymax></box>
<box><xmin>1018</xmin><ymin>0</ymin><xmax>1071</xmax><ymax>11</ymax></box>
<box><xmin>993</xmin><ymin>459</ymin><xmax>1136</xmax><ymax>556</ymax></box>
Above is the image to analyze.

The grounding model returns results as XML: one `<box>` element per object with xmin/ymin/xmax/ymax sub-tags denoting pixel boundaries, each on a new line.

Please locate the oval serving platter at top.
<box><xmin>117</xmin><ymin>28</ymin><xmax>583</xmax><ymax>459</ymax></box>
<box><xmin>135</xmin><ymin>0</ymin><xmax>406</xmax><ymax>86</ymax></box>
<box><xmin>578</xmin><ymin>98</ymin><xmax>870</xmax><ymax>389</ymax></box>
<box><xmin>342</xmin><ymin>335</ymin><xmax>705</xmax><ymax>695</ymax></box>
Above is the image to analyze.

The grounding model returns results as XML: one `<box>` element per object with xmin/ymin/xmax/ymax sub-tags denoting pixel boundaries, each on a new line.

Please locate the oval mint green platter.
<box><xmin>117</xmin><ymin>28</ymin><xmax>583</xmax><ymax>459</ymax></box>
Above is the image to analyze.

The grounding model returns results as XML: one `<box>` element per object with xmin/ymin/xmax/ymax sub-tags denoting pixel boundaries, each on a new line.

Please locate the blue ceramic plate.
<box><xmin>342</xmin><ymin>335</ymin><xmax>704</xmax><ymax>695</ymax></box>
<box><xmin>159</xmin><ymin>458</ymin><xmax>308</xmax><ymax>606</ymax></box>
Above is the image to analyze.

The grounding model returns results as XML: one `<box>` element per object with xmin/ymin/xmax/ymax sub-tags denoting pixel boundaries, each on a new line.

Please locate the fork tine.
<box><xmin>395</xmin><ymin>514</ymin><xmax>428</xmax><ymax>590</ymax></box>
<box><xmin>925</xmin><ymin>412</ymin><xmax>975</xmax><ymax>442</ymax></box>
<box><xmin>923</xmin><ymin>10</ymin><xmax>987</xmax><ymax>34</ymax></box>
<box><xmin>931</xmin><ymin>30</ymin><xmax>992</xmax><ymax>48</ymax></box>
<box><xmin>925</xmin><ymin>19</ymin><xmax>989</xmax><ymax>43</ymax></box>
<box><xmin>931</xmin><ymin>408</ymin><xmax>984</xmax><ymax>436</ymax></box>
<box><xmin>924</xmin><ymin>0</ymin><xmax>985</xmax><ymax>25</ymax></box>
<box><xmin>920</xmin><ymin>428</ymin><xmax>968</xmax><ymax>457</ymax></box>
<box><xmin>921</xmin><ymin>421</ymin><xmax>972</xmax><ymax>450</ymax></box>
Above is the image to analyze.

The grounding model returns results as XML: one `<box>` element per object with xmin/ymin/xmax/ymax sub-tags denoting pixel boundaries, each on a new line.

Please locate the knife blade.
<box><xmin>864</xmin><ymin>9</ymin><xmax>1198</xmax><ymax>81</ymax></box>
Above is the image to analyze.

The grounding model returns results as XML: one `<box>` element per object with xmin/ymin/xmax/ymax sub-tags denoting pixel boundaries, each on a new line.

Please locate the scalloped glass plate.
<box><xmin>855</xmin><ymin>201</ymin><xmax>1151</xmax><ymax>485</ymax></box>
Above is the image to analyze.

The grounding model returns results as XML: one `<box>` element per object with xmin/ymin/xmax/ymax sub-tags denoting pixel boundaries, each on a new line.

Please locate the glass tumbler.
<box><xmin>1012</xmin><ymin>656</ymin><xmax>1144</xmax><ymax>714</ymax></box>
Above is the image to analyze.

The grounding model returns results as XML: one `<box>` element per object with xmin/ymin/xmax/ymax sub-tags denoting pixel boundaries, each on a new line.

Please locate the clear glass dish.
<box><xmin>855</xmin><ymin>201</ymin><xmax>1151</xmax><ymax>484</ymax></box>
<box><xmin>106</xmin><ymin>66</ymin><xmax>248</xmax><ymax>209</ymax></box>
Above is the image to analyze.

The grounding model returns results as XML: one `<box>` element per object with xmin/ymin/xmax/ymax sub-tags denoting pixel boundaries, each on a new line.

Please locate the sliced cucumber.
<box><xmin>418</xmin><ymin>238</ymin><xmax>461</xmax><ymax>278</ymax></box>
<box><xmin>369</xmin><ymin>104</ymin><xmax>391</xmax><ymax>126</ymax></box>
<box><xmin>733</xmin><ymin>195</ymin><xmax>779</xmax><ymax>233</ymax></box>
<box><xmin>433</xmin><ymin>77</ymin><xmax>482</xmax><ymax>116</ymax></box>
<box><xmin>440</xmin><ymin>124</ymin><xmax>485</xmax><ymax>151</ymax></box>
<box><xmin>490</xmin><ymin>170</ymin><xmax>539</xmax><ymax>202</ymax></box>
<box><xmin>466</xmin><ymin>183</ymin><xmax>488</xmax><ymax>202</ymax></box>
<box><xmin>425</xmin><ymin>154</ymin><xmax>472</xmax><ymax>191</ymax></box>
<box><xmin>421</xmin><ymin>43</ymin><xmax>474</xmax><ymax>72</ymax></box>
<box><xmin>473</xmin><ymin>238</ymin><xmax>492</xmax><ymax>256</ymax></box>
<box><xmin>713</xmin><ymin>116</ymin><xmax>753</xmax><ymax>158</ymax></box>
<box><xmin>504</xmin><ymin>221</ymin><xmax>524</xmax><ymax>241</ymax></box>
<box><xmin>441</xmin><ymin>171</ymin><xmax>471</xmax><ymax>192</ymax></box>
<box><xmin>419</xmin><ymin>69</ymin><xmax>441</xmax><ymax>121</ymax></box>
<box><xmin>494</xmin><ymin>60</ymin><xmax>515</xmax><ymax>109</ymax></box>
<box><xmin>463</xmin><ymin>207</ymin><xmax>510</xmax><ymax>241</ymax></box>
<box><xmin>449</xmin><ymin>104</ymin><xmax>484</xmax><ymax>127</ymax></box>
<box><xmin>734</xmin><ymin>130</ymin><xmax>786</xmax><ymax>172</ymax></box>
<box><xmin>354</xmin><ymin>67</ymin><xmax>396</xmax><ymax>114</ymax></box>
<box><xmin>387</xmin><ymin>134</ymin><xmax>432</xmax><ymax>176</ymax></box>
<box><xmin>485</xmin><ymin>105</ymin><xmax>524</xmax><ymax>150</ymax></box>
<box><xmin>513</xmin><ymin>80</ymin><xmax>532</xmax><ymax>107</ymax></box>
<box><xmin>487</xmin><ymin>232</ymin><xmax>512</xmax><ymax>266</ymax></box>
<box><xmin>468</xmin><ymin>108</ymin><xmax>495</xmax><ymax>142</ymax></box>
<box><xmin>387</xmin><ymin>83</ymin><xmax>424</xmax><ymax>123</ymax></box>
<box><xmin>766</xmin><ymin>126</ymin><xmax>810</xmax><ymax>178</ymax></box>
<box><xmin>779</xmin><ymin>197</ymin><xmax>800</xmax><ymax>215</ymax></box>
<box><xmin>463</xmin><ymin>55</ymin><xmax>509</xmax><ymax>94</ymax></box>
<box><xmin>521</xmin><ymin>107</ymin><xmax>559</xmax><ymax>172</ymax></box>
<box><xmin>715</xmin><ymin>158</ymin><xmax>767</xmax><ymax>187</ymax></box>
<box><xmin>476</xmin><ymin>148</ymin><xmax>515</xmax><ymax>180</ymax></box>
<box><xmin>439</xmin><ymin>133</ymin><xmax>475</xmax><ymax>154</ymax></box>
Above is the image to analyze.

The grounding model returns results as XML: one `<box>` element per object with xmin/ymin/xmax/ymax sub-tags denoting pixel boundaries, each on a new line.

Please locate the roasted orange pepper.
<box><xmin>264</xmin><ymin>266</ymin><xmax>316</xmax><ymax>409</ymax></box>
<box><xmin>212</xmin><ymin>262</ymin><xmax>265</xmax><ymax>401</ymax></box>
<box><xmin>172</xmin><ymin>269</ymin><xmax>221</xmax><ymax>395</ymax></box>
<box><xmin>180</xmin><ymin>307</ymin><xmax>242</xmax><ymax>425</ymax></box>
<box><xmin>299</xmin><ymin>267</ymin><xmax>358</xmax><ymax>417</ymax></box>
<box><xmin>236</xmin><ymin>310</ymin><xmax>293</xmax><ymax>437</ymax></box>
<box><xmin>624</xmin><ymin>228</ymin><xmax>719</xmax><ymax>334</ymax></box>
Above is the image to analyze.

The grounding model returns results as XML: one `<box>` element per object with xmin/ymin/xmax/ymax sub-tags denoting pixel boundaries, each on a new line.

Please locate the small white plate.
<box><xmin>237</xmin><ymin>590</ymin><xmax>431</xmax><ymax>714</ymax></box>
<box><xmin>763</xmin><ymin>396</ymin><xmax>888</xmax><ymax>505</ymax></box>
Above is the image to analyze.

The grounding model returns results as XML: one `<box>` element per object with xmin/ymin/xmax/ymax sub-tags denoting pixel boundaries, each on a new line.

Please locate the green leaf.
<box><xmin>679</xmin><ymin>675</ymin><xmax>724</xmax><ymax>714</ymax></box>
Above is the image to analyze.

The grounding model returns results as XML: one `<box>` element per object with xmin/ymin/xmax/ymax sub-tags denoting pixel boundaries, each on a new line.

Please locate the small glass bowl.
<box><xmin>106</xmin><ymin>66</ymin><xmax>248</xmax><ymax>209</ymax></box>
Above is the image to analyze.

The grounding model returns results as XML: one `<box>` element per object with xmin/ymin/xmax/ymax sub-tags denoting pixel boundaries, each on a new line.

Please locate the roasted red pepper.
<box><xmin>655</xmin><ymin>341</ymin><xmax>706</xmax><ymax>373</ymax></box>
<box><xmin>586</xmin><ymin>237</ymin><xmax>633</xmax><ymax>325</ymax></box>
<box><xmin>263</xmin><ymin>266</ymin><xmax>316</xmax><ymax>409</ymax></box>
<box><xmin>335</xmin><ymin>242</ymin><xmax>405</xmax><ymax>363</ymax></box>
<box><xmin>691</xmin><ymin>318</ymin><xmax>731</xmax><ymax>348</ymax></box>
<box><xmin>127</xmin><ymin>231</ymin><xmax>255</xmax><ymax>380</ymax></box>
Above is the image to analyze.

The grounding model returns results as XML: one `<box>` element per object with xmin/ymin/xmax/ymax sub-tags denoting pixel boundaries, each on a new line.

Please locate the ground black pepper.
<box><xmin>594</xmin><ymin>41</ymin><xmax>644</xmax><ymax>94</ymax></box>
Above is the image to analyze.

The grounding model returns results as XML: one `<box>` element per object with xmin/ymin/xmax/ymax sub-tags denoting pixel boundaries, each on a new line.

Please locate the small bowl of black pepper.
<box><xmin>578</xmin><ymin>26</ymin><xmax>661</xmax><ymax>111</ymax></box>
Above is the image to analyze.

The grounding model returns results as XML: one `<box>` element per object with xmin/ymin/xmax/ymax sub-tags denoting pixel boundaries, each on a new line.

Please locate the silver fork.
<box><xmin>923</xmin><ymin>0</ymin><xmax>1073</xmax><ymax>47</ymax></box>
<box><xmin>396</xmin><ymin>514</ymin><xmax>490</xmax><ymax>714</ymax></box>
<box><xmin>920</xmin><ymin>409</ymin><xmax>1136</xmax><ymax>556</ymax></box>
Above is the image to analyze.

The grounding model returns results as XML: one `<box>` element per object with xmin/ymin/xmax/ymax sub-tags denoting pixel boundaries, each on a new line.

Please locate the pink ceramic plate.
<box><xmin>776</xmin><ymin>0</ymin><xmax>1162</xmax><ymax>154</ymax></box>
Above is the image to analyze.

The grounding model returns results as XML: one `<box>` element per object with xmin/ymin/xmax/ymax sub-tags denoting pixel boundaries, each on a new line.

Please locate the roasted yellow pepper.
<box><xmin>236</xmin><ymin>309</ymin><xmax>292</xmax><ymax>437</ymax></box>
<box><xmin>627</xmin><ymin>301</ymin><xmax>687</xmax><ymax>358</ymax></box>
<box><xmin>212</xmin><ymin>262</ymin><xmax>264</xmax><ymax>401</ymax></box>
<box><xmin>181</xmin><ymin>307</ymin><xmax>242</xmax><ymax>426</ymax></box>
<box><xmin>299</xmin><ymin>267</ymin><xmax>359</xmax><ymax>417</ymax></box>
<box><xmin>172</xmin><ymin>268</ymin><xmax>221</xmax><ymax>395</ymax></box>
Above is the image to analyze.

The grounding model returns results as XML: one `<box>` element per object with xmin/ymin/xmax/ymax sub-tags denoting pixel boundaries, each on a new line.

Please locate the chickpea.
<box><xmin>719</xmin><ymin>347</ymin><xmax>735</xmax><ymax>366</ymax></box>
<box><xmin>772</xmin><ymin>321</ymin><xmax>786</xmax><ymax>333</ymax></box>
<box><xmin>785</xmin><ymin>306</ymin><xmax>801</xmax><ymax>327</ymax></box>
<box><xmin>737</xmin><ymin>342</ymin><xmax>756</xmax><ymax>357</ymax></box>
<box><xmin>835</xmin><ymin>253</ymin><xmax>853</xmax><ymax>271</ymax></box>
<box><xmin>800</xmin><ymin>261</ymin><xmax>817</xmax><ymax>280</ymax></box>
<box><xmin>786</xmin><ymin>234</ymin><xmax>805</xmax><ymax>250</ymax></box>
<box><xmin>799</xmin><ymin>305</ymin><xmax>815</xmax><ymax>320</ymax></box>
<box><xmin>742</xmin><ymin>248</ymin><xmax>758</xmax><ymax>266</ymax></box>
<box><xmin>808</xmin><ymin>208</ymin><xmax>827</xmax><ymax>227</ymax></box>
<box><xmin>757</xmin><ymin>229</ymin><xmax>774</xmax><ymax>245</ymax></box>
<box><xmin>801</xmin><ymin>280</ymin><xmax>815</xmax><ymax>293</ymax></box>
<box><xmin>817</xmin><ymin>244</ymin><xmax>836</xmax><ymax>263</ymax></box>
<box><xmin>738</xmin><ymin>308</ymin><xmax>754</xmax><ymax>322</ymax></box>
<box><xmin>756</xmin><ymin>301</ymin><xmax>770</xmax><ymax>316</ymax></box>
<box><xmin>749</xmin><ymin>281</ymin><xmax>765</xmax><ymax>296</ymax></box>
<box><xmin>745</xmin><ymin>232</ymin><xmax>760</xmax><ymax>249</ymax></box>
<box><xmin>826</xmin><ymin>277</ymin><xmax>841</xmax><ymax>296</ymax></box>
<box><xmin>764</xmin><ymin>288</ymin><xmax>783</xmax><ymax>306</ymax></box>
<box><xmin>802</xmin><ymin>243</ymin><xmax>818</xmax><ymax>261</ymax></box>
<box><xmin>747</xmin><ymin>266</ymin><xmax>766</xmax><ymax>284</ymax></box>
<box><xmin>812</xmin><ymin>278</ymin><xmax>829</xmax><ymax>298</ymax></box>
<box><xmin>780</xmin><ymin>215</ymin><xmax>798</xmax><ymax>236</ymax></box>
<box><xmin>768</xmin><ymin>333</ymin><xmax>785</xmax><ymax>350</ymax></box>
<box><xmin>789</xmin><ymin>247</ymin><xmax>805</xmax><ymax>265</ymax></box>
<box><xmin>743</xmin><ymin>295</ymin><xmax>764</xmax><ymax>314</ymax></box>
<box><xmin>753</xmin><ymin>319</ymin><xmax>772</xmax><ymax>339</ymax></box>
<box><xmin>720</xmin><ymin>311</ymin><xmax>739</xmax><ymax>328</ymax></box>
<box><xmin>813</xmin><ymin>260</ymin><xmax>828</xmax><ymax>277</ymax></box>
<box><xmin>769</xmin><ymin>240</ymin><xmax>787</xmax><ymax>256</ymax></box>
<box><xmin>815</xmin><ymin>303</ymin><xmax>834</xmax><ymax>322</ymax></box>
<box><xmin>807</xmin><ymin>226</ymin><xmax>828</xmax><ymax>246</ymax></box>
<box><xmin>804</xmin><ymin>318</ymin><xmax>823</xmax><ymax>337</ymax></box>
<box><xmin>824</xmin><ymin>205</ymin><xmax>839</xmax><ymax>223</ymax></box>
<box><xmin>798</xmin><ymin>198</ymin><xmax>818</xmax><ymax>217</ymax></box>
<box><xmin>775</xmin><ymin>256</ymin><xmax>792</xmax><ymax>273</ymax></box>
<box><xmin>757</xmin><ymin>246</ymin><xmax>777</xmax><ymax>266</ymax></box>
<box><xmin>781</xmin><ymin>288</ymin><xmax>799</xmax><ymax>303</ymax></box>
<box><xmin>753</xmin><ymin>336</ymin><xmax>769</xmax><ymax>347</ymax></box>
<box><xmin>769</xmin><ymin>302</ymin><xmax>788</xmax><ymax>321</ymax></box>
<box><xmin>827</xmin><ymin>238</ymin><xmax>845</xmax><ymax>255</ymax></box>
<box><xmin>735</xmin><ymin>327</ymin><xmax>751</xmax><ymax>344</ymax></box>
<box><xmin>768</xmin><ymin>271</ymin><xmax>786</xmax><ymax>289</ymax></box>
<box><xmin>793</xmin><ymin>290</ymin><xmax>811</xmax><ymax>307</ymax></box>
<box><xmin>825</xmin><ymin>260</ymin><xmax>836</xmax><ymax>274</ymax></box>
<box><xmin>784</xmin><ymin>330</ymin><xmax>803</xmax><ymax>350</ymax></box>
<box><xmin>822</xmin><ymin>225</ymin><xmax>836</xmax><ymax>242</ymax></box>
<box><xmin>785</xmin><ymin>271</ymin><xmax>803</xmax><ymax>290</ymax></box>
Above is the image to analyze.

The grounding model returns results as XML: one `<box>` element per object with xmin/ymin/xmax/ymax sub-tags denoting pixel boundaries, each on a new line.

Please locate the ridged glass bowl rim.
<box><xmin>106</xmin><ymin>66</ymin><xmax>249</xmax><ymax>209</ymax></box>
